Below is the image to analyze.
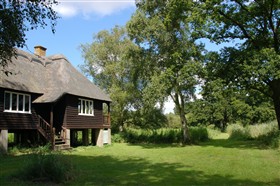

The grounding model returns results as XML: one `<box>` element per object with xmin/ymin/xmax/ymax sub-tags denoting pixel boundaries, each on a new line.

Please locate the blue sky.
<box><xmin>24</xmin><ymin>0</ymin><xmax>136</xmax><ymax>69</ymax></box>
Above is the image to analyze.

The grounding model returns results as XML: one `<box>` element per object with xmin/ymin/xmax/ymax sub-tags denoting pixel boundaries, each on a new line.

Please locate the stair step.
<box><xmin>55</xmin><ymin>138</ymin><xmax>65</xmax><ymax>145</ymax></box>
<box><xmin>54</xmin><ymin>144</ymin><xmax>72</xmax><ymax>151</ymax></box>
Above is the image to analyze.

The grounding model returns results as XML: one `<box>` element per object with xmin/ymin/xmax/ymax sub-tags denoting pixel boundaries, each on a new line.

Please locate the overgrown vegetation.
<box><xmin>226</xmin><ymin>121</ymin><xmax>280</xmax><ymax>148</ymax></box>
<box><xmin>112</xmin><ymin>126</ymin><xmax>209</xmax><ymax>144</ymax></box>
<box><xmin>13</xmin><ymin>145</ymin><xmax>76</xmax><ymax>184</ymax></box>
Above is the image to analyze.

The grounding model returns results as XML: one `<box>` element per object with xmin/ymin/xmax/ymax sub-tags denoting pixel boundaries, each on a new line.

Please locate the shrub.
<box><xmin>189</xmin><ymin>127</ymin><xmax>209</xmax><ymax>143</ymax></box>
<box><xmin>16</xmin><ymin>146</ymin><xmax>75</xmax><ymax>183</ymax></box>
<box><xmin>258</xmin><ymin>130</ymin><xmax>280</xmax><ymax>148</ymax></box>
<box><xmin>111</xmin><ymin>133</ymin><xmax>125</xmax><ymax>143</ymax></box>
<box><xmin>207</xmin><ymin>127</ymin><xmax>222</xmax><ymax>139</ymax></box>
<box><xmin>226</xmin><ymin>121</ymin><xmax>280</xmax><ymax>148</ymax></box>
<box><xmin>226</xmin><ymin>124</ymin><xmax>247</xmax><ymax>140</ymax></box>
<box><xmin>113</xmin><ymin>127</ymin><xmax>209</xmax><ymax>144</ymax></box>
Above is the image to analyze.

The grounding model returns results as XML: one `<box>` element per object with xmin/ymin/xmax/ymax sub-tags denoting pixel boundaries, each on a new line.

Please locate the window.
<box><xmin>78</xmin><ymin>98</ymin><xmax>94</xmax><ymax>116</ymax></box>
<box><xmin>4</xmin><ymin>91</ymin><xmax>31</xmax><ymax>113</ymax></box>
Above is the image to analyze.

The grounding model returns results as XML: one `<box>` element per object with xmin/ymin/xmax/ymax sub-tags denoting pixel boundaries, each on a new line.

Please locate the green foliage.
<box><xmin>0</xmin><ymin>0</ymin><xmax>58</xmax><ymax>73</ymax></box>
<box><xmin>193</xmin><ymin>0</ymin><xmax>280</xmax><ymax>129</ymax></box>
<box><xmin>15</xmin><ymin>146</ymin><xmax>75</xmax><ymax>183</ymax></box>
<box><xmin>206</xmin><ymin>126</ymin><xmax>222</xmax><ymax>139</ymax></box>
<box><xmin>127</xmin><ymin>108</ymin><xmax>168</xmax><ymax>130</ymax></box>
<box><xmin>189</xmin><ymin>126</ymin><xmax>209</xmax><ymax>144</ymax></box>
<box><xmin>113</xmin><ymin>126</ymin><xmax>209</xmax><ymax>144</ymax></box>
<box><xmin>226</xmin><ymin>121</ymin><xmax>280</xmax><ymax>148</ymax></box>
<box><xmin>128</xmin><ymin>0</ymin><xmax>205</xmax><ymax>143</ymax></box>
<box><xmin>187</xmin><ymin>77</ymin><xmax>275</xmax><ymax>129</ymax></box>
<box><xmin>227</xmin><ymin>124</ymin><xmax>248</xmax><ymax>140</ymax></box>
<box><xmin>121</xmin><ymin>128</ymin><xmax>182</xmax><ymax>144</ymax></box>
<box><xmin>80</xmin><ymin>26</ymin><xmax>141</xmax><ymax>130</ymax></box>
<box><xmin>166</xmin><ymin>113</ymin><xmax>181</xmax><ymax>128</ymax></box>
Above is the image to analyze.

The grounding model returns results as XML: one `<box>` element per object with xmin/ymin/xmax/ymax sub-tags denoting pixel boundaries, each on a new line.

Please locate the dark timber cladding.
<box><xmin>0</xmin><ymin>88</ymin><xmax>39</xmax><ymax>130</ymax></box>
<box><xmin>64</xmin><ymin>94</ymin><xmax>107</xmax><ymax>129</ymax></box>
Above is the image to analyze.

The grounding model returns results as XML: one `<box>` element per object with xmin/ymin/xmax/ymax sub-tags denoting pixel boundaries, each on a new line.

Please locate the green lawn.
<box><xmin>1</xmin><ymin>134</ymin><xmax>279</xmax><ymax>186</ymax></box>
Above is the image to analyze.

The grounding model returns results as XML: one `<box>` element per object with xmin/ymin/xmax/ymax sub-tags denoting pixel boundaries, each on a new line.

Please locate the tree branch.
<box><xmin>217</xmin><ymin>9</ymin><xmax>251</xmax><ymax>40</ymax></box>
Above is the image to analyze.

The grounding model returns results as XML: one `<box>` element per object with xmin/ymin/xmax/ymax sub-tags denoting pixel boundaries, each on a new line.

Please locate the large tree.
<box><xmin>80</xmin><ymin>26</ymin><xmax>140</xmax><ymax>131</ymax></box>
<box><xmin>193</xmin><ymin>0</ymin><xmax>280</xmax><ymax>130</ymax></box>
<box><xmin>0</xmin><ymin>0</ymin><xmax>58</xmax><ymax>74</ymax></box>
<box><xmin>127</xmin><ymin>0</ymin><xmax>204</xmax><ymax>143</ymax></box>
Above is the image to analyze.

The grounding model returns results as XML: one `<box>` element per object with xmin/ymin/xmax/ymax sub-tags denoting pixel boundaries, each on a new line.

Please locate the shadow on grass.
<box><xmin>66</xmin><ymin>155</ymin><xmax>276</xmax><ymax>186</ymax></box>
<box><xmin>1</xmin><ymin>151</ymin><xmax>279</xmax><ymax>185</ymax></box>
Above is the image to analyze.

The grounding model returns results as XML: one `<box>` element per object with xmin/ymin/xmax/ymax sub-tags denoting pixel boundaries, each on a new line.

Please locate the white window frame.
<box><xmin>4</xmin><ymin>91</ymin><xmax>31</xmax><ymax>114</ymax></box>
<box><xmin>78</xmin><ymin>98</ymin><xmax>94</xmax><ymax>116</ymax></box>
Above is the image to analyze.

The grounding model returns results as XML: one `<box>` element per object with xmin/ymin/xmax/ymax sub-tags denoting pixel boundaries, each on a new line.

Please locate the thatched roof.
<box><xmin>0</xmin><ymin>49</ymin><xmax>111</xmax><ymax>103</ymax></box>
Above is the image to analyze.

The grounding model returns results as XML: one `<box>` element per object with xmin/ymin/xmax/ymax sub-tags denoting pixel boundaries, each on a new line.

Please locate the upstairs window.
<box><xmin>4</xmin><ymin>91</ymin><xmax>31</xmax><ymax>113</ymax></box>
<box><xmin>78</xmin><ymin>98</ymin><xmax>94</xmax><ymax>116</ymax></box>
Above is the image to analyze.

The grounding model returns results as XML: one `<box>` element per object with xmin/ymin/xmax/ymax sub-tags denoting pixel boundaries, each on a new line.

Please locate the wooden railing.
<box><xmin>103</xmin><ymin>115</ymin><xmax>110</xmax><ymax>125</ymax></box>
<box><xmin>61</xmin><ymin>126</ymin><xmax>67</xmax><ymax>142</ymax></box>
<box><xmin>37</xmin><ymin>115</ymin><xmax>55</xmax><ymax>145</ymax></box>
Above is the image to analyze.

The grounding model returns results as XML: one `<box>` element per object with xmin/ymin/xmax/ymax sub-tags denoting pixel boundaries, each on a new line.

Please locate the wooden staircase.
<box><xmin>37</xmin><ymin>115</ymin><xmax>71</xmax><ymax>150</ymax></box>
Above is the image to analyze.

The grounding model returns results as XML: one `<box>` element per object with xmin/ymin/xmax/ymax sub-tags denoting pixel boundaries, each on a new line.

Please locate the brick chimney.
<box><xmin>34</xmin><ymin>46</ymin><xmax>47</xmax><ymax>57</ymax></box>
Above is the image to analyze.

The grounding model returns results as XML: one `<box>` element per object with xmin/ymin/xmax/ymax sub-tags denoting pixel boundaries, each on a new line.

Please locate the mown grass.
<box><xmin>1</xmin><ymin>134</ymin><xmax>279</xmax><ymax>186</ymax></box>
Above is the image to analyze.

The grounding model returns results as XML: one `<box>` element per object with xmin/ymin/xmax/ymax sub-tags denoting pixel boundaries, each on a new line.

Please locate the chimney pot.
<box><xmin>34</xmin><ymin>46</ymin><xmax>47</xmax><ymax>57</ymax></box>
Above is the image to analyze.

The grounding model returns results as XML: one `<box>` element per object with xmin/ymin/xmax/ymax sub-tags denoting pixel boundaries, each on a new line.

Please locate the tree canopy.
<box><xmin>0</xmin><ymin>0</ymin><xmax>58</xmax><ymax>74</ymax></box>
<box><xmin>193</xmin><ymin>0</ymin><xmax>280</xmax><ymax>129</ymax></box>
<box><xmin>127</xmin><ymin>0</ymin><xmax>205</xmax><ymax>143</ymax></box>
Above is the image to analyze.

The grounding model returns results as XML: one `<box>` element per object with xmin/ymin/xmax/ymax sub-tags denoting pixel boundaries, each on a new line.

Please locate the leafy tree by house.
<box><xmin>80</xmin><ymin>26</ymin><xmax>135</xmax><ymax>131</ymax></box>
<box><xmin>0</xmin><ymin>0</ymin><xmax>58</xmax><ymax>74</ymax></box>
<box><xmin>127</xmin><ymin>0</ymin><xmax>204</xmax><ymax>143</ymax></box>
<box><xmin>81</xmin><ymin>26</ymin><xmax>167</xmax><ymax>131</ymax></box>
<box><xmin>193</xmin><ymin>0</ymin><xmax>280</xmax><ymax>130</ymax></box>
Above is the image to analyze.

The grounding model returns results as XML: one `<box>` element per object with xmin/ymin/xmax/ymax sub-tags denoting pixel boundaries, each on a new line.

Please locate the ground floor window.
<box><xmin>4</xmin><ymin>91</ymin><xmax>31</xmax><ymax>113</ymax></box>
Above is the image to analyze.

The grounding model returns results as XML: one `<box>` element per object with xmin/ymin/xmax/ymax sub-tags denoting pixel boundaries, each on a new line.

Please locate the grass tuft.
<box><xmin>13</xmin><ymin>145</ymin><xmax>76</xmax><ymax>184</ymax></box>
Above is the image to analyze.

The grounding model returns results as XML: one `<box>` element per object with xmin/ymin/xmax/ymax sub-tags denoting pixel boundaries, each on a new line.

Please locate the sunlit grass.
<box><xmin>1</xmin><ymin>134</ymin><xmax>279</xmax><ymax>185</ymax></box>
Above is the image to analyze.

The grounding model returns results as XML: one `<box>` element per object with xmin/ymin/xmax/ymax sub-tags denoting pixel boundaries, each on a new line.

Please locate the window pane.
<box><xmin>12</xmin><ymin>94</ymin><xmax>17</xmax><ymax>111</ymax></box>
<box><xmin>4</xmin><ymin>92</ymin><xmax>10</xmax><ymax>110</ymax></box>
<box><xmin>85</xmin><ymin>100</ymin><xmax>89</xmax><ymax>114</ymax></box>
<box><xmin>89</xmin><ymin>101</ymin><xmax>93</xmax><ymax>115</ymax></box>
<box><xmin>82</xmin><ymin>100</ymin><xmax>86</xmax><ymax>114</ymax></box>
<box><xmin>18</xmin><ymin>94</ymin><xmax>24</xmax><ymax>111</ymax></box>
<box><xmin>78</xmin><ymin>99</ymin><xmax>81</xmax><ymax>113</ymax></box>
<box><xmin>25</xmin><ymin>95</ymin><xmax>30</xmax><ymax>112</ymax></box>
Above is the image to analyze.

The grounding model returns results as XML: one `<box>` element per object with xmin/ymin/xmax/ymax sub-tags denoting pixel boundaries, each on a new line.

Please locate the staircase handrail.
<box><xmin>37</xmin><ymin>115</ymin><xmax>52</xmax><ymax>141</ymax></box>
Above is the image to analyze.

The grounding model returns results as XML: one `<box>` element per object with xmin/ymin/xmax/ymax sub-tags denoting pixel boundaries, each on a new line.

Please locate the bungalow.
<box><xmin>0</xmin><ymin>46</ymin><xmax>111</xmax><ymax>151</ymax></box>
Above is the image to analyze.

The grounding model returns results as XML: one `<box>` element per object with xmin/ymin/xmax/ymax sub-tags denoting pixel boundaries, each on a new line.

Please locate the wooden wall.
<box><xmin>0</xmin><ymin>88</ymin><xmax>39</xmax><ymax>130</ymax></box>
<box><xmin>64</xmin><ymin>94</ymin><xmax>109</xmax><ymax>129</ymax></box>
<box><xmin>0</xmin><ymin>88</ymin><xmax>110</xmax><ymax>130</ymax></box>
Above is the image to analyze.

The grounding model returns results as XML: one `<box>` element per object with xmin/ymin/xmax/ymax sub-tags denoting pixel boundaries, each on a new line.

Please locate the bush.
<box><xmin>189</xmin><ymin>127</ymin><xmax>209</xmax><ymax>143</ymax></box>
<box><xmin>113</xmin><ymin>126</ymin><xmax>209</xmax><ymax>144</ymax></box>
<box><xmin>207</xmin><ymin>127</ymin><xmax>222</xmax><ymax>139</ymax></box>
<box><xmin>226</xmin><ymin>121</ymin><xmax>280</xmax><ymax>148</ymax></box>
<box><xmin>15</xmin><ymin>146</ymin><xmax>75</xmax><ymax>183</ymax></box>
<box><xmin>111</xmin><ymin>133</ymin><xmax>125</xmax><ymax>143</ymax></box>
<box><xmin>227</xmin><ymin>124</ymin><xmax>248</xmax><ymax>140</ymax></box>
<box><xmin>257</xmin><ymin>130</ymin><xmax>280</xmax><ymax>148</ymax></box>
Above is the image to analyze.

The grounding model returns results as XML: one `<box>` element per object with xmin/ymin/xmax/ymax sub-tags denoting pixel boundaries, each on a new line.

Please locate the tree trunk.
<box><xmin>180</xmin><ymin>110</ymin><xmax>190</xmax><ymax>144</ymax></box>
<box><xmin>272</xmin><ymin>96</ymin><xmax>280</xmax><ymax>130</ymax></box>
<box><xmin>270</xmin><ymin>80</ymin><xmax>280</xmax><ymax>130</ymax></box>
<box><xmin>172</xmin><ymin>92</ymin><xmax>191</xmax><ymax>144</ymax></box>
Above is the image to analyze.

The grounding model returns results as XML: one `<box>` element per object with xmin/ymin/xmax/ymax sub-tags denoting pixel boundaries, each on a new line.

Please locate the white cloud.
<box><xmin>54</xmin><ymin>0</ymin><xmax>135</xmax><ymax>18</ymax></box>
